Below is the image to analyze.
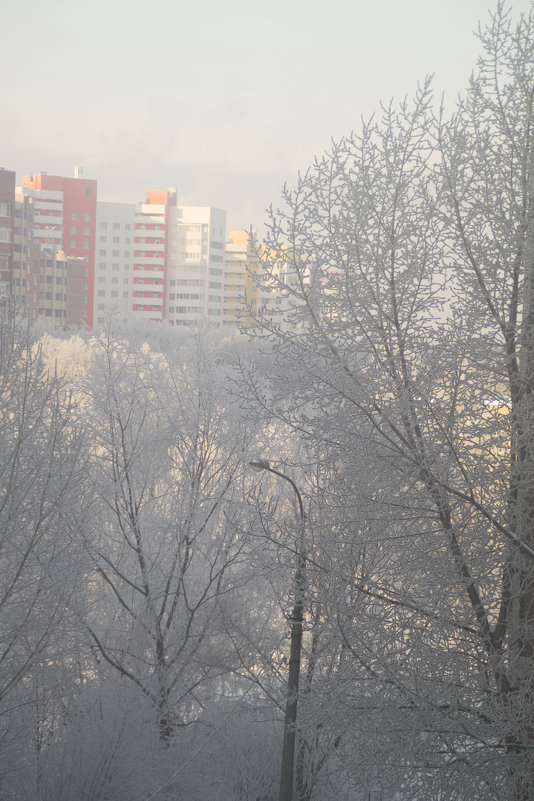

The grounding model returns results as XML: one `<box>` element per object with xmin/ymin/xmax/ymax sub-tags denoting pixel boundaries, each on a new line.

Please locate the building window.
<box><xmin>113</xmin><ymin>236</ymin><xmax>120</xmax><ymax>243</ymax></box>
<box><xmin>70</xmin><ymin>240</ymin><xmax>77</xmax><ymax>248</ymax></box>
<box><xmin>100</xmin><ymin>221</ymin><xmax>107</xmax><ymax>229</ymax></box>
<box><xmin>123</xmin><ymin>291</ymin><xmax>129</xmax><ymax>297</ymax></box>
<box><xmin>71</xmin><ymin>226</ymin><xmax>77</xmax><ymax>234</ymax></box>
<box><xmin>83</xmin><ymin>241</ymin><xmax>89</xmax><ymax>250</ymax></box>
<box><xmin>112</xmin><ymin>250</ymin><xmax>119</xmax><ymax>257</ymax></box>
<box><xmin>100</xmin><ymin>236</ymin><xmax>107</xmax><ymax>242</ymax></box>
<box><xmin>98</xmin><ymin>290</ymin><xmax>105</xmax><ymax>297</ymax></box>
<box><xmin>111</xmin><ymin>290</ymin><xmax>118</xmax><ymax>298</ymax></box>
<box><xmin>71</xmin><ymin>213</ymin><xmax>77</xmax><ymax>220</ymax></box>
<box><xmin>0</xmin><ymin>203</ymin><xmax>12</xmax><ymax>217</ymax></box>
<box><xmin>84</xmin><ymin>227</ymin><xmax>90</xmax><ymax>235</ymax></box>
<box><xmin>98</xmin><ymin>276</ymin><xmax>105</xmax><ymax>283</ymax></box>
<box><xmin>125</xmin><ymin>223</ymin><xmax>130</xmax><ymax>230</ymax></box>
<box><xmin>113</xmin><ymin>222</ymin><xmax>120</xmax><ymax>229</ymax></box>
<box><xmin>86</xmin><ymin>188</ymin><xmax>92</xmax><ymax>197</ymax></box>
<box><xmin>99</xmin><ymin>249</ymin><xmax>106</xmax><ymax>256</ymax></box>
<box><xmin>112</xmin><ymin>264</ymin><xmax>119</xmax><ymax>271</ymax></box>
<box><xmin>0</xmin><ymin>228</ymin><xmax>12</xmax><ymax>243</ymax></box>
<box><xmin>112</xmin><ymin>277</ymin><xmax>118</xmax><ymax>284</ymax></box>
<box><xmin>84</xmin><ymin>213</ymin><xmax>90</xmax><ymax>221</ymax></box>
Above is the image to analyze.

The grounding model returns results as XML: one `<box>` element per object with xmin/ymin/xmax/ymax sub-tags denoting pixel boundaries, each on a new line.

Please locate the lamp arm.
<box><xmin>262</xmin><ymin>465</ymin><xmax>305</xmax><ymax>522</ymax></box>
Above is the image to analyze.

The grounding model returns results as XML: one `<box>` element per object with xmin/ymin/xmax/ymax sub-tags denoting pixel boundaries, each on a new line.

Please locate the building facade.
<box><xmin>22</xmin><ymin>170</ymin><xmax>97</xmax><ymax>327</ymax></box>
<box><xmin>132</xmin><ymin>190</ymin><xmax>173</xmax><ymax>323</ymax></box>
<box><xmin>0</xmin><ymin>169</ymin><xmax>15</xmax><ymax>300</ymax></box>
<box><xmin>13</xmin><ymin>188</ymin><xmax>39</xmax><ymax>320</ymax></box>
<box><xmin>2</xmin><ymin>168</ymin><xmax>294</xmax><ymax>331</ymax></box>
<box><xmin>95</xmin><ymin>201</ymin><xmax>136</xmax><ymax>327</ymax></box>
<box><xmin>36</xmin><ymin>249</ymin><xmax>86</xmax><ymax>326</ymax></box>
<box><xmin>223</xmin><ymin>230</ymin><xmax>263</xmax><ymax>329</ymax></box>
<box><xmin>167</xmin><ymin>205</ymin><xmax>226</xmax><ymax>328</ymax></box>
<box><xmin>95</xmin><ymin>192</ymin><xmax>227</xmax><ymax>329</ymax></box>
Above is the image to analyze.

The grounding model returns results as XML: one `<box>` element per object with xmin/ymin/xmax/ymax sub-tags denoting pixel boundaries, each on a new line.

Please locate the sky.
<box><xmin>2</xmin><ymin>0</ymin><xmax>532</xmax><ymax>233</ymax></box>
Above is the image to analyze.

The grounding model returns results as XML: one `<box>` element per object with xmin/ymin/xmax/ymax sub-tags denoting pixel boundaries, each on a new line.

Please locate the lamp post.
<box><xmin>249</xmin><ymin>457</ymin><xmax>305</xmax><ymax>801</ymax></box>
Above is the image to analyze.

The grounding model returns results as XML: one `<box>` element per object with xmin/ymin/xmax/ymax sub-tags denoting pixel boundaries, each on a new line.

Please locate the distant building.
<box><xmin>95</xmin><ymin>201</ymin><xmax>136</xmax><ymax>326</ymax></box>
<box><xmin>133</xmin><ymin>189</ymin><xmax>173</xmax><ymax>323</ymax></box>
<box><xmin>95</xmin><ymin>191</ymin><xmax>226</xmax><ymax>329</ymax></box>
<box><xmin>167</xmin><ymin>204</ymin><xmax>226</xmax><ymax>328</ymax></box>
<box><xmin>0</xmin><ymin>169</ymin><xmax>40</xmax><ymax>320</ymax></box>
<box><xmin>223</xmin><ymin>230</ymin><xmax>305</xmax><ymax>331</ymax></box>
<box><xmin>13</xmin><ymin>187</ymin><xmax>39</xmax><ymax>321</ymax></box>
<box><xmin>4</xmin><ymin>169</ymin><xmax>244</xmax><ymax>330</ymax></box>
<box><xmin>22</xmin><ymin>169</ymin><xmax>97</xmax><ymax>327</ymax></box>
<box><xmin>37</xmin><ymin>249</ymin><xmax>86</xmax><ymax>327</ymax></box>
<box><xmin>0</xmin><ymin>169</ymin><xmax>15</xmax><ymax>300</ymax></box>
<box><xmin>223</xmin><ymin>230</ymin><xmax>264</xmax><ymax>329</ymax></box>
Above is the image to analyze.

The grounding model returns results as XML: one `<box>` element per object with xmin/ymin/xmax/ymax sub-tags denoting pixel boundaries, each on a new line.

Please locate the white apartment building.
<box><xmin>95</xmin><ymin>202</ymin><xmax>135</xmax><ymax>326</ymax></box>
<box><xmin>167</xmin><ymin>206</ymin><xmax>226</xmax><ymax>328</ymax></box>
<box><xmin>94</xmin><ymin>194</ymin><xmax>226</xmax><ymax>329</ymax></box>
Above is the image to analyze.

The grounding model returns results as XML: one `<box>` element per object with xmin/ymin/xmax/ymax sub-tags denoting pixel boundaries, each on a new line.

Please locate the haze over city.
<box><xmin>5</xmin><ymin>4</ymin><xmax>534</xmax><ymax>800</ymax></box>
<box><xmin>3</xmin><ymin>0</ymin><xmax>528</xmax><ymax>232</ymax></box>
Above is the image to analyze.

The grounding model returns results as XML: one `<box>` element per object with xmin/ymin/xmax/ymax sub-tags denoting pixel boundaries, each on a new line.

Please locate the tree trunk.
<box><xmin>508</xmin><ymin>143</ymin><xmax>534</xmax><ymax>800</ymax></box>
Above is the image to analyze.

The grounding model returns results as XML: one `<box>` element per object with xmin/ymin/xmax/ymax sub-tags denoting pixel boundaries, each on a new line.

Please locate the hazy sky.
<box><xmin>3</xmin><ymin>0</ymin><xmax>531</xmax><ymax>231</ymax></box>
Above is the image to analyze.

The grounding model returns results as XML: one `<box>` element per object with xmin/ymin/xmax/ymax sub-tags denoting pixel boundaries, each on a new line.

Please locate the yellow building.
<box><xmin>224</xmin><ymin>229</ymin><xmax>311</xmax><ymax>330</ymax></box>
<box><xmin>223</xmin><ymin>230</ymin><xmax>262</xmax><ymax>329</ymax></box>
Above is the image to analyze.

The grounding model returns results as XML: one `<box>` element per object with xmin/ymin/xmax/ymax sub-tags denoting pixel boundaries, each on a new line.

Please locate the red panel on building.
<box><xmin>23</xmin><ymin>172</ymin><xmax>97</xmax><ymax>327</ymax></box>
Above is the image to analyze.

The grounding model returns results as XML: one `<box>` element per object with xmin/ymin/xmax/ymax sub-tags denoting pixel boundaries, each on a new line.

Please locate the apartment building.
<box><xmin>37</xmin><ymin>249</ymin><xmax>86</xmax><ymax>326</ymax></box>
<box><xmin>0</xmin><ymin>169</ymin><xmax>15</xmax><ymax>299</ymax></box>
<box><xmin>96</xmin><ymin>194</ymin><xmax>169</xmax><ymax>326</ymax></box>
<box><xmin>13</xmin><ymin>188</ymin><xmax>39</xmax><ymax>320</ymax></box>
<box><xmin>95</xmin><ymin>201</ymin><xmax>135</xmax><ymax>326</ymax></box>
<box><xmin>223</xmin><ymin>230</ymin><xmax>265</xmax><ymax>329</ymax></box>
<box><xmin>0</xmin><ymin>170</ymin><xmax>40</xmax><ymax>320</ymax></box>
<box><xmin>22</xmin><ymin>170</ymin><xmax>97</xmax><ymax>327</ymax></box>
<box><xmin>167</xmin><ymin>205</ymin><xmax>226</xmax><ymax>328</ymax></box>
<box><xmin>95</xmin><ymin>192</ymin><xmax>226</xmax><ymax>329</ymax></box>
<box><xmin>133</xmin><ymin>189</ymin><xmax>173</xmax><ymax>323</ymax></box>
<box><xmin>222</xmin><ymin>230</ymin><xmax>305</xmax><ymax>331</ymax></box>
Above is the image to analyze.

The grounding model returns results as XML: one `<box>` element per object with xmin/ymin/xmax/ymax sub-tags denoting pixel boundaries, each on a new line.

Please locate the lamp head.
<box><xmin>249</xmin><ymin>457</ymin><xmax>271</xmax><ymax>473</ymax></box>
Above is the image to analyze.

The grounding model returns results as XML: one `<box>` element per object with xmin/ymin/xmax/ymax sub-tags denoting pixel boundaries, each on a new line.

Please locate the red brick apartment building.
<box><xmin>23</xmin><ymin>170</ymin><xmax>97</xmax><ymax>327</ymax></box>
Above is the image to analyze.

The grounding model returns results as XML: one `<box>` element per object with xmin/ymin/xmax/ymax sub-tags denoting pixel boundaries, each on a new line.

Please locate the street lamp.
<box><xmin>249</xmin><ymin>457</ymin><xmax>305</xmax><ymax>801</ymax></box>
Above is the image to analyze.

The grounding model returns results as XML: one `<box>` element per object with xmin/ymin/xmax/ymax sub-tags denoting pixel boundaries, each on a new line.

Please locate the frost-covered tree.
<box><xmin>245</xmin><ymin>4</ymin><xmax>534</xmax><ymax>799</ymax></box>
<box><xmin>78</xmin><ymin>328</ymin><xmax>261</xmax><ymax>744</ymax></box>
<box><xmin>1</xmin><ymin>323</ymin><xmax>286</xmax><ymax>801</ymax></box>
<box><xmin>0</xmin><ymin>309</ymin><xmax>86</xmax><ymax>793</ymax></box>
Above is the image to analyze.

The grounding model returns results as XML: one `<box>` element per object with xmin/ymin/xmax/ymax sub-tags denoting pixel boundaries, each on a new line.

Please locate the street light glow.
<box><xmin>249</xmin><ymin>457</ymin><xmax>271</xmax><ymax>472</ymax></box>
